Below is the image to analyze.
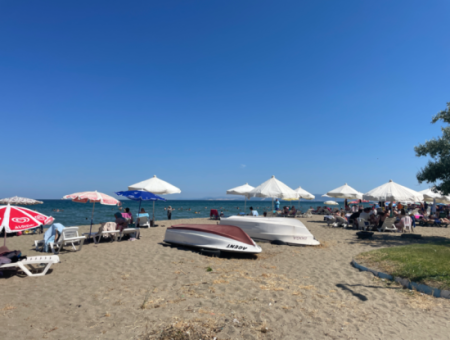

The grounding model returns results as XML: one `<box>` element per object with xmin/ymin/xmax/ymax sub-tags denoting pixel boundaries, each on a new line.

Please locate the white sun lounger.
<box><xmin>118</xmin><ymin>228</ymin><xmax>140</xmax><ymax>241</ymax></box>
<box><xmin>35</xmin><ymin>227</ymin><xmax>86</xmax><ymax>253</ymax></box>
<box><xmin>136</xmin><ymin>215</ymin><xmax>151</xmax><ymax>228</ymax></box>
<box><xmin>300</xmin><ymin>209</ymin><xmax>313</xmax><ymax>218</ymax></box>
<box><xmin>53</xmin><ymin>227</ymin><xmax>85</xmax><ymax>253</ymax></box>
<box><xmin>378</xmin><ymin>217</ymin><xmax>398</xmax><ymax>232</ymax></box>
<box><xmin>83</xmin><ymin>230</ymin><xmax>120</xmax><ymax>244</ymax></box>
<box><xmin>0</xmin><ymin>255</ymin><xmax>60</xmax><ymax>277</ymax></box>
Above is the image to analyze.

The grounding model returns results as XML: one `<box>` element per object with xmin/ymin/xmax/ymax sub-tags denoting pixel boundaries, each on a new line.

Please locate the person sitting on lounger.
<box><xmin>115</xmin><ymin>212</ymin><xmax>128</xmax><ymax>232</ymax></box>
<box><xmin>349</xmin><ymin>209</ymin><xmax>362</xmax><ymax>228</ymax></box>
<box><xmin>290</xmin><ymin>206</ymin><xmax>297</xmax><ymax>216</ymax></box>
<box><xmin>136</xmin><ymin>208</ymin><xmax>150</xmax><ymax>227</ymax></box>
<box><xmin>283</xmin><ymin>206</ymin><xmax>289</xmax><ymax>216</ymax></box>
<box><xmin>122</xmin><ymin>207</ymin><xmax>133</xmax><ymax>223</ymax></box>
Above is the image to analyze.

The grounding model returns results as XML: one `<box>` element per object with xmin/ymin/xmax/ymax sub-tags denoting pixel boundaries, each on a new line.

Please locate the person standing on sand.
<box><xmin>275</xmin><ymin>199</ymin><xmax>280</xmax><ymax>211</ymax></box>
<box><xmin>167</xmin><ymin>206</ymin><xmax>173</xmax><ymax>220</ymax></box>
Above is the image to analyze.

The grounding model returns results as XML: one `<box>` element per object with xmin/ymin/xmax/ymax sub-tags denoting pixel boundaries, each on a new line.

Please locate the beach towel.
<box><xmin>44</xmin><ymin>223</ymin><xmax>65</xmax><ymax>252</ymax></box>
<box><xmin>97</xmin><ymin>222</ymin><xmax>117</xmax><ymax>239</ymax></box>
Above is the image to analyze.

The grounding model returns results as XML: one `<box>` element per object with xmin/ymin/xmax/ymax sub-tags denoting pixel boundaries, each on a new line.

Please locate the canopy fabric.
<box><xmin>324</xmin><ymin>201</ymin><xmax>339</xmax><ymax>205</ymax></box>
<box><xmin>247</xmin><ymin>176</ymin><xmax>298</xmax><ymax>199</ymax></box>
<box><xmin>226</xmin><ymin>183</ymin><xmax>255</xmax><ymax>199</ymax></box>
<box><xmin>128</xmin><ymin>175</ymin><xmax>181</xmax><ymax>195</ymax></box>
<box><xmin>419</xmin><ymin>188</ymin><xmax>450</xmax><ymax>204</ymax></box>
<box><xmin>0</xmin><ymin>205</ymin><xmax>54</xmax><ymax>233</ymax></box>
<box><xmin>0</xmin><ymin>196</ymin><xmax>43</xmax><ymax>205</ymax></box>
<box><xmin>63</xmin><ymin>191</ymin><xmax>120</xmax><ymax>206</ymax></box>
<box><xmin>363</xmin><ymin>180</ymin><xmax>423</xmax><ymax>202</ymax></box>
<box><xmin>326</xmin><ymin>183</ymin><xmax>363</xmax><ymax>200</ymax></box>
<box><xmin>294</xmin><ymin>187</ymin><xmax>315</xmax><ymax>200</ymax></box>
<box><xmin>115</xmin><ymin>190</ymin><xmax>166</xmax><ymax>201</ymax></box>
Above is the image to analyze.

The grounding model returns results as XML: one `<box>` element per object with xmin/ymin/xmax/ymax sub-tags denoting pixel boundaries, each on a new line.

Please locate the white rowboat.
<box><xmin>219</xmin><ymin>216</ymin><xmax>320</xmax><ymax>246</ymax></box>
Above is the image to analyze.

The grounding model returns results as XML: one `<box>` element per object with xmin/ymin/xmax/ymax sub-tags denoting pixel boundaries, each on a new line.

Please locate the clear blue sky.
<box><xmin>1</xmin><ymin>0</ymin><xmax>449</xmax><ymax>199</ymax></box>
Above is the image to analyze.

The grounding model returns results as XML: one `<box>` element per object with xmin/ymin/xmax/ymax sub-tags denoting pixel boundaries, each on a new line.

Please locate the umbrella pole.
<box><xmin>137</xmin><ymin>199</ymin><xmax>142</xmax><ymax>227</ymax></box>
<box><xmin>272</xmin><ymin>198</ymin><xmax>274</xmax><ymax>212</ymax></box>
<box><xmin>244</xmin><ymin>197</ymin><xmax>247</xmax><ymax>213</ymax></box>
<box><xmin>89</xmin><ymin>202</ymin><xmax>96</xmax><ymax>242</ymax></box>
<box><xmin>153</xmin><ymin>201</ymin><xmax>155</xmax><ymax>226</ymax></box>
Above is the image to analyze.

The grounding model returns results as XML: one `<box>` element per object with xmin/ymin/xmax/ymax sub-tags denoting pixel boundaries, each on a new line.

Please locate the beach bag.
<box><xmin>0</xmin><ymin>257</ymin><xmax>11</xmax><ymax>265</ymax></box>
<box><xmin>1</xmin><ymin>250</ymin><xmax>22</xmax><ymax>263</ymax></box>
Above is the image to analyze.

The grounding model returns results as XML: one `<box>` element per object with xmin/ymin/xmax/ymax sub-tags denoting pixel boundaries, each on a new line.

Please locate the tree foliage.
<box><xmin>415</xmin><ymin>102</ymin><xmax>450</xmax><ymax>195</ymax></box>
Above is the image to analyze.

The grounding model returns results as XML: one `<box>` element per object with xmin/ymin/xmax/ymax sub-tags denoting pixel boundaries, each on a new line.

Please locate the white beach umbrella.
<box><xmin>294</xmin><ymin>187</ymin><xmax>315</xmax><ymax>210</ymax></box>
<box><xmin>0</xmin><ymin>196</ymin><xmax>43</xmax><ymax>205</ymax></box>
<box><xmin>326</xmin><ymin>183</ymin><xmax>363</xmax><ymax>200</ymax></box>
<box><xmin>363</xmin><ymin>180</ymin><xmax>423</xmax><ymax>217</ymax></box>
<box><xmin>324</xmin><ymin>201</ymin><xmax>338</xmax><ymax>205</ymax></box>
<box><xmin>295</xmin><ymin>187</ymin><xmax>315</xmax><ymax>200</ymax></box>
<box><xmin>419</xmin><ymin>188</ymin><xmax>450</xmax><ymax>204</ymax></box>
<box><xmin>248</xmin><ymin>176</ymin><xmax>298</xmax><ymax>210</ymax></box>
<box><xmin>226</xmin><ymin>183</ymin><xmax>255</xmax><ymax>212</ymax></box>
<box><xmin>363</xmin><ymin>180</ymin><xmax>423</xmax><ymax>202</ymax></box>
<box><xmin>128</xmin><ymin>175</ymin><xmax>181</xmax><ymax>223</ymax></box>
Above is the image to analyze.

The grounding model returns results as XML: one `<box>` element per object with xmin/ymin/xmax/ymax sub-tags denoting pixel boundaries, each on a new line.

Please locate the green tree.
<box><xmin>415</xmin><ymin>102</ymin><xmax>450</xmax><ymax>195</ymax></box>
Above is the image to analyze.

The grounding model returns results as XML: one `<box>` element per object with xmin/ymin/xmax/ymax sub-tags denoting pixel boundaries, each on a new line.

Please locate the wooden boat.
<box><xmin>164</xmin><ymin>224</ymin><xmax>262</xmax><ymax>254</ymax></box>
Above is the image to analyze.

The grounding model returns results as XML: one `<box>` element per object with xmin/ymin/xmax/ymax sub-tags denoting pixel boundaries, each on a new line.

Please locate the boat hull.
<box><xmin>219</xmin><ymin>216</ymin><xmax>320</xmax><ymax>246</ymax></box>
<box><xmin>164</xmin><ymin>228</ymin><xmax>262</xmax><ymax>254</ymax></box>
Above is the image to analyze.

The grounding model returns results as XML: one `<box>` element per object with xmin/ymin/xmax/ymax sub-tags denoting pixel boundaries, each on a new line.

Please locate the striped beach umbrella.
<box><xmin>0</xmin><ymin>205</ymin><xmax>54</xmax><ymax>246</ymax></box>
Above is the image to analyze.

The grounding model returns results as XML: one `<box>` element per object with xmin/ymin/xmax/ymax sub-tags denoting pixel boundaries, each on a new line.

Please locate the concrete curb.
<box><xmin>351</xmin><ymin>259</ymin><xmax>449</xmax><ymax>299</ymax></box>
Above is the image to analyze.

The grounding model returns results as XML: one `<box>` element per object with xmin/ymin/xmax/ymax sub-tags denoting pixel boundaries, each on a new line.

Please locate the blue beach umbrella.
<box><xmin>115</xmin><ymin>191</ymin><xmax>166</xmax><ymax>224</ymax></box>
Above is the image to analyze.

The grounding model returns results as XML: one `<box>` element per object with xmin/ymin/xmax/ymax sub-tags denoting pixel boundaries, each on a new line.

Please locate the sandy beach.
<box><xmin>2</xmin><ymin>215</ymin><xmax>450</xmax><ymax>339</ymax></box>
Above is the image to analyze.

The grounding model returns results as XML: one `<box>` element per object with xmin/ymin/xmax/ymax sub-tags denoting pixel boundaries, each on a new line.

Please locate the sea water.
<box><xmin>30</xmin><ymin>200</ymin><xmax>359</xmax><ymax>226</ymax></box>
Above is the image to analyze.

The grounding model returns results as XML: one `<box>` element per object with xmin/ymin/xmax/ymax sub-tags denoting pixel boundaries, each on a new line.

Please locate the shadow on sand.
<box><xmin>159</xmin><ymin>242</ymin><xmax>258</xmax><ymax>259</ymax></box>
<box><xmin>336</xmin><ymin>283</ymin><xmax>368</xmax><ymax>301</ymax></box>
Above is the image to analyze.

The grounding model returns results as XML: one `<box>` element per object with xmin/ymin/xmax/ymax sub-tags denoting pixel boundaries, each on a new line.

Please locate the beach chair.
<box><xmin>357</xmin><ymin>218</ymin><xmax>369</xmax><ymax>231</ymax></box>
<box><xmin>83</xmin><ymin>222</ymin><xmax>120</xmax><ymax>244</ymax></box>
<box><xmin>118</xmin><ymin>227</ymin><xmax>140</xmax><ymax>241</ymax></box>
<box><xmin>402</xmin><ymin>216</ymin><xmax>413</xmax><ymax>233</ymax></box>
<box><xmin>378</xmin><ymin>217</ymin><xmax>398</xmax><ymax>232</ymax></box>
<box><xmin>336</xmin><ymin>216</ymin><xmax>348</xmax><ymax>228</ymax></box>
<box><xmin>312</xmin><ymin>207</ymin><xmax>322</xmax><ymax>214</ymax></box>
<box><xmin>210</xmin><ymin>209</ymin><xmax>219</xmax><ymax>220</ymax></box>
<box><xmin>34</xmin><ymin>239</ymin><xmax>55</xmax><ymax>253</ymax></box>
<box><xmin>53</xmin><ymin>227</ymin><xmax>85</xmax><ymax>253</ymax></box>
<box><xmin>300</xmin><ymin>209</ymin><xmax>313</xmax><ymax>218</ymax></box>
<box><xmin>136</xmin><ymin>215</ymin><xmax>151</xmax><ymax>228</ymax></box>
<box><xmin>0</xmin><ymin>255</ymin><xmax>60</xmax><ymax>277</ymax></box>
<box><xmin>326</xmin><ymin>216</ymin><xmax>336</xmax><ymax>226</ymax></box>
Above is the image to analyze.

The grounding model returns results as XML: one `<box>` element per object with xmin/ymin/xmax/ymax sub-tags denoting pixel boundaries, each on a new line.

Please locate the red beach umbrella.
<box><xmin>0</xmin><ymin>205</ymin><xmax>54</xmax><ymax>246</ymax></box>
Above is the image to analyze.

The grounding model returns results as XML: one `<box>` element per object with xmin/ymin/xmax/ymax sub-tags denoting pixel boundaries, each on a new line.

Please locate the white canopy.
<box><xmin>128</xmin><ymin>175</ymin><xmax>181</xmax><ymax>223</ymax></box>
<box><xmin>226</xmin><ymin>183</ymin><xmax>255</xmax><ymax>199</ymax></box>
<box><xmin>0</xmin><ymin>196</ymin><xmax>43</xmax><ymax>205</ymax></box>
<box><xmin>363</xmin><ymin>180</ymin><xmax>423</xmax><ymax>202</ymax></box>
<box><xmin>419</xmin><ymin>188</ymin><xmax>450</xmax><ymax>204</ymax></box>
<box><xmin>248</xmin><ymin>176</ymin><xmax>298</xmax><ymax>199</ymax></box>
<box><xmin>324</xmin><ymin>201</ymin><xmax>338</xmax><ymax>205</ymax></box>
<box><xmin>294</xmin><ymin>187</ymin><xmax>315</xmax><ymax>200</ymax></box>
<box><xmin>326</xmin><ymin>183</ymin><xmax>363</xmax><ymax>200</ymax></box>
<box><xmin>128</xmin><ymin>175</ymin><xmax>181</xmax><ymax>195</ymax></box>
